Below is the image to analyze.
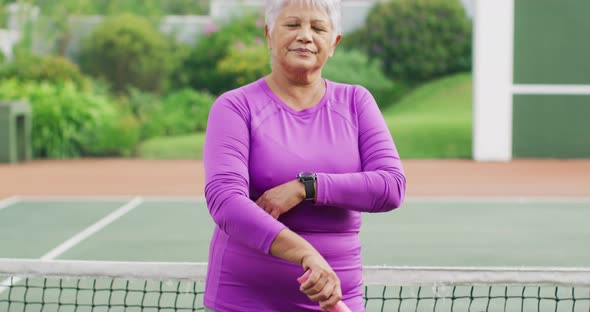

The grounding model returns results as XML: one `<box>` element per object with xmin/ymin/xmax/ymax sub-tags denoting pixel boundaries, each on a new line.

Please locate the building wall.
<box><xmin>473</xmin><ymin>0</ymin><xmax>590</xmax><ymax>160</ymax></box>
<box><xmin>511</xmin><ymin>0</ymin><xmax>590</xmax><ymax>158</ymax></box>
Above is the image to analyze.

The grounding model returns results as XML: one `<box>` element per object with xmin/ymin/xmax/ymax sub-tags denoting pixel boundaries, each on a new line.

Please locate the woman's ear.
<box><xmin>265</xmin><ymin>25</ymin><xmax>272</xmax><ymax>49</ymax></box>
<box><xmin>329</xmin><ymin>34</ymin><xmax>342</xmax><ymax>57</ymax></box>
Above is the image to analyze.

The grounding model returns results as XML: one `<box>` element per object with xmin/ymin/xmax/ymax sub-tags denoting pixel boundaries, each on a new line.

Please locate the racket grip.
<box><xmin>297</xmin><ymin>270</ymin><xmax>352</xmax><ymax>312</ymax></box>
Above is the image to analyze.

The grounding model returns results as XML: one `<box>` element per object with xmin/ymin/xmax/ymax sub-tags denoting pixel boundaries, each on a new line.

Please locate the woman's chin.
<box><xmin>283</xmin><ymin>60</ymin><xmax>322</xmax><ymax>75</ymax></box>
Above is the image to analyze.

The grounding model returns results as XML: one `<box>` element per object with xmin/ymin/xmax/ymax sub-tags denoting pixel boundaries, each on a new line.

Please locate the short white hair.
<box><xmin>265</xmin><ymin>0</ymin><xmax>342</xmax><ymax>42</ymax></box>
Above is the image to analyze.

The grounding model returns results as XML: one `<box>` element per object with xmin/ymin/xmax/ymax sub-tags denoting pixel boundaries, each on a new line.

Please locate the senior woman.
<box><xmin>203</xmin><ymin>0</ymin><xmax>406</xmax><ymax>311</ymax></box>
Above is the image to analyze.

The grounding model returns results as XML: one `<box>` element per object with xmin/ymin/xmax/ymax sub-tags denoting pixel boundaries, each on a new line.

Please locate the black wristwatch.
<box><xmin>297</xmin><ymin>172</ymin><xmax>317</xmax><ymax>201</ymax></box>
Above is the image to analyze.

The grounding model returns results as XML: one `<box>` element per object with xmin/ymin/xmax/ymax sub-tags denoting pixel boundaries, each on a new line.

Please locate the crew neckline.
<box><xmin>258</xmin><ymin>77</ymin><xmax>331</xmax><ymax>116</ymax></box>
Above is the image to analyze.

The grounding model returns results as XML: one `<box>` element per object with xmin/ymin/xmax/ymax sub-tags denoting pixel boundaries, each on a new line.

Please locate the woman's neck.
<box><xmin>266</xmin><ymin>70</ymin><xmax>325</xmax><ymax>111</ymax></box>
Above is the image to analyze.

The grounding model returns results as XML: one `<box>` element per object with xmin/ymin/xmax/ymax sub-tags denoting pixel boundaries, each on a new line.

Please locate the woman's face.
<box><xmin>266</xmin><ymin>2</ymin><xmax>341</xmax><ymax>75</ymax></box>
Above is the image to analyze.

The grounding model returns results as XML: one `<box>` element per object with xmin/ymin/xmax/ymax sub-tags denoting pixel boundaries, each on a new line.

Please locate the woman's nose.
<box><xmin>296</xmin><ymin>26</ymin><xmax>313</xmax><ymax>43</ymax></box>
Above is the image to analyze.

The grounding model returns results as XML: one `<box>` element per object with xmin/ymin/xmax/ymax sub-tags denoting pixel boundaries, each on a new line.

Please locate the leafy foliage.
<box><xmin>217</xmin><ymin>40</ymin><xmax>270</xmax><ymax>90</ymax></box>
<box><xmin>124</xmin><ymin>87</ymin><xmax>215</xmax><ymax>140</ymax></box>
<box><xmin>172</xmin><ymin>13</ymin><xmax>266</xmax><ymax>95</ymax></box>
<box><xmin>0</xmin><ymin>79</ymin><xmax>139</xmax><ymax>157</ymax></box>
<box><xmin>1</xmin><ymin>0</ymin><xmax>209</xmax><ymax>16</ymax></box>
<box><xmin>78</xmin><ymin>13</ymin><xmax>175</xmax><ymax>94</ymax></box>
<box><xmin>0</xmin><ymin>54</ymin><xmax>90</xmax><ymax>89</ymax></box>
<box><xmin>361</xmin><ymin>0</ymin><xmax>472</xmax><ymax>84</ymax></box>
<box><xmin>323</xmin><ymin>49</ymin><xmax>407</xmax><ymax>109</ymax></box>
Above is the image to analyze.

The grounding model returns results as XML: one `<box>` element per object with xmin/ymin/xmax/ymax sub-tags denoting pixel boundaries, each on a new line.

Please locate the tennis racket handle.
<box><xmin>297</xmin><ymin>270</ymin><xmax>352</xmax><ymax>312</ymax></box>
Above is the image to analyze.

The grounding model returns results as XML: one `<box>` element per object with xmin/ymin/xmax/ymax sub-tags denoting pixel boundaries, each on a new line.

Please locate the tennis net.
<box><xmin>1</xmin><ymin>258</ymin><xmax>590</xmax><ymax>311</ymax></box>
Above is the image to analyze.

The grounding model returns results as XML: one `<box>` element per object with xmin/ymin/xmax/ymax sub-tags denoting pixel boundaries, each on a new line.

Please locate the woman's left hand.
<box><xmin>256</xmin><ymin>180</ymin><xmax>305</xmax><ymax>219</ymax></box>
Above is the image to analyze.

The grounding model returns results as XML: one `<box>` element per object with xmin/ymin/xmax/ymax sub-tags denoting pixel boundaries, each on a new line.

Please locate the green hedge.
<box><xmin>24</xmin><ymin>0</ymin><xmax>209</xmax><ymax>16</ymax></box>
<box><xmin>79</xmin><ymin>13</ymin><xmax>176</xmax><ymax>94</ymax></box>
<box><xmin>121</xmin><ymin>87</ymin><xmax>214</xmax><ymax>140</ymax></box>
<box><xmin>361</xmin><ymin>0</ymin><xmax>472</xmax><ymax>84</ymax></box>
<box><xmin>323</xmin><ymin>49</ymin><xmax>407</xmax><ymax>109</ymax></box>
<box><xmin>217</xmin><ymin>41</ymin><xmax>270</xmax><ymax>90</ymax></box>
<box><xmin>0</xmin><ymin>54</ymin><xmax>90</xmax><ymax>90</ymax></box>
<box><xmin>0</xmin><ymin>79</ymin><xmax>139</xmax><ymax>158</ymax></box>
<box><xmin>139</xmin><ymin>88</ymin><xmax>215</xmax><ymax>139</ymax></box>
<box><xmin>172</xmin><ymin>13</ymin><xmax>265</xmax><ymax>95</ymax></box>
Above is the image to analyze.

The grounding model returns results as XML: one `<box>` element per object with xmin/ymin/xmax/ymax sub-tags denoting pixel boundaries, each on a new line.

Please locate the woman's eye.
<box><xmin>286</xmin><ymin>24</ymin><xmax>299</xmax><ymax>28</ymax></box>
<box><xmin>313</xmin><ymin>27</ymin><xmax>325</xmax><ymax>32</ymax></box>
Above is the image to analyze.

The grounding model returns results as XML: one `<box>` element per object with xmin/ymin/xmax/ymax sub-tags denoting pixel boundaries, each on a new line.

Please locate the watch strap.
<box><xmin>297</xmin><ymin>172</ymin><xmax>317</xmax><ymax>201</ymax></box>
<box><xmin>303</xmin><ymin>180</ymin><xmax>315</xmax><ymax>201</ymax></box>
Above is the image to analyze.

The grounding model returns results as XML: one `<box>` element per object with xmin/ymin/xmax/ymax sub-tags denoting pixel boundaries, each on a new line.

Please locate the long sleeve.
<box><xmin>203</xmin><ymin>94</ymin><xmax>286</xmax><ymax>253</ymax></box>
<box><xmin>315</xmin><ymin>86</ymin><xmax>406</xmax><ymax>212</ymax></box>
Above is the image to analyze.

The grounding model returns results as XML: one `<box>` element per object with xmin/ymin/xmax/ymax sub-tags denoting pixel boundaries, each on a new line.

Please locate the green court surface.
<box><xmin>0</xmin><ymin>201</ymin><xmax>126</xmax><ymax>259</ymax></box>
<box><xmin>1</xmin><ymin>197</ymin><xmax>589</xmax><ymax>266</ymax></box>
<box><xmin>57</xmin><ymin>201</ymin><xmax>213</xmax><ymax>262</ymax></box>
<box><xmin>1</xmin><ymin>197</ymin><xmax>590</xmax><ymax>311</ymax></box>
<box><xmin>361</xmin><ymin>200</ymin><xmax>590</xmax><ymax>267</ymax></box>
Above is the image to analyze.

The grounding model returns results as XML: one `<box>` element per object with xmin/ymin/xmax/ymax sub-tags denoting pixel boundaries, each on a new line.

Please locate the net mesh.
<box><xmin>1</xmin><ymin>276</ymin><xmax>203</xmax><ymax>311</ymax></box>
<box><xmin>363</xmin><ymin>285</ymin><xmax>590</xmax><ymax>311</ymax></box>
<box><xmin>2</xmin><ymin>259</ymin><xmax>590</xmax><ymax>312</ymax></box>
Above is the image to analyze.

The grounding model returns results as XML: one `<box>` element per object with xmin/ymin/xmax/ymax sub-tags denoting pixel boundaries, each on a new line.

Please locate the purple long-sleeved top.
<box><xmin>203</xmin><ymin>78</ymin><xmax>406</xmax><ymax>311</ymax></box>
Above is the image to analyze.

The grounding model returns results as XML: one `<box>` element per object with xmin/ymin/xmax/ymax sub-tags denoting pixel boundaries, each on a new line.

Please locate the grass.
<box><xmin>138</xmin><ymin>133</ymin><xmax>205</xmax><ymax>160</ymax></box>
<box><xmin>137</xmin><ymin>73</ymin><xmax>472</xmax><ymax>160</ymax></box>
<box><xmin>383</xmin><ymin>73</ymin><xmax>472</xmax><ymax>159</ymax></box>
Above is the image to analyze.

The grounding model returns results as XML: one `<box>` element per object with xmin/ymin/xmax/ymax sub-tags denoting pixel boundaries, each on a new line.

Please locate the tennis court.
<box><xmin>1</xmin><ymin>196</ymin><xmax>590</xmax><ymax>311</ymax></box>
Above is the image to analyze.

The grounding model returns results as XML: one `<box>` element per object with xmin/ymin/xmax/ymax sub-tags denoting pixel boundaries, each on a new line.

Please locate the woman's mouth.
<box><xmin>291</xmin><ymin>48</ymin><xmax>316</xmax><ymax>55</ymax></box>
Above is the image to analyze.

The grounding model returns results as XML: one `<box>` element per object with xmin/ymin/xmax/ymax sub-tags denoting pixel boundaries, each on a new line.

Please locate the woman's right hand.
<box><xmin>299</xmin><ymin>253</ymin><xmax>342</xmax><ymax>311</ymax></box>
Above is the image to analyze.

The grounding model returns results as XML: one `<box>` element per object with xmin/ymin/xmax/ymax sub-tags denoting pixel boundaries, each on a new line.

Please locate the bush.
<box><xmin>82</xmin><ymin>113</ymin><xmax>141</xmax><ymax>157</ymax></box>
<box><xmin>123</xmin><ymin>87</ymin><xmax>214</xmax><ymax>140</ymax></box>
<box><xmin>339</xmin><ymin>28</ymin><xmax>365</xmax><ymax>52</ymax></box>
<box><xmin>0</xmin><ymin>54</ymin><xmax>90</xmax><ymax>90</ymax></box>
<box><xmin>217</xmin><ymin>41</ymin><xmax>270</xmax><ymax>91</ymax></box>
<box><xmin>323</xmin><ymin>49</ymin><xmax>407</xmax><ymax>109</ymax></box>
<box><xmin>123</xmin><ymin>87</ymin><xmax>163</xmax><ymax>139</ymax></box>
<box><xmin>161</xmin><ymin>88</ymin><xmax>214</xmax><ymax>133</ymax></box>
<box><xmin>0</xmin><ymin>79</ymin><xmax>139</xmax><ymax>158</ymax></box>
<box><xmin>361</xmin><ymin>0</ymin><xmax>472</xmax><ymax>84</ymax></box>
<box><xmin>139</xmin><ymin>88</ymin><xmax>215</xmax><ymax>138</ymax></box>
<box><xmin>33</xmin><ymin>0</ymin><xmax>210</xmax><ymax>16</ymax></box>
<box><xmin>78</xmin><ymin>13</ymin><xmax>175</xmax><ymax>94</ymax></box>
<box><xmin>172</xmin><ymin>13</ymin><xmax>265</xmax><ymax>95</ymax></box>
<box><xmin>0</xmin><ymin>5</ymin><xmax>7</xmax><ymax>30</ymax></box>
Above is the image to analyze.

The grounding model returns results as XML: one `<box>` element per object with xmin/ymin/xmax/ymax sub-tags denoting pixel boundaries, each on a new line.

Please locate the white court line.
<box><xmin>0</xmin><ymin>196</ymin><xmax>20</xmax><ymax>211</ymax></box>
<box><xmin>40</xmin><ymin>197</ymin><xmax>144</xmax><ymax>260</ymax></box>
<box><xmin>0</xmin><ymin>197</ymin><xmax>144</xmax><ymax>295</ymax></box>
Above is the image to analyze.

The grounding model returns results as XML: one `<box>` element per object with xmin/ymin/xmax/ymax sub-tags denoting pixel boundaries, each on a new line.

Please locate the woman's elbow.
<box><xmin>204</xmin><ymin>185</ymin><xmax>236</xmax><ymax>231</ymax></box>
<box><xmin>378</xmin><ymin>174</ymin><xmax>406</xmax><ymax>211</ymax></box>
<box><xmin>378</xmin><ymin>195</ymin><xmax>403</xmax><ymax>212</ymax></box>
<box><xmin>205</xmin><ymin>193</ymin><xmax>227</xmax><ymax>228</ymax></box>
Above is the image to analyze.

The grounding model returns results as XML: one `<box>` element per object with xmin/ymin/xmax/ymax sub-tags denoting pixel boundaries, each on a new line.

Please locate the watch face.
<box><xmin>299</xmin><ymin>171</ymin><xmax>316</xmax><ymax>178</ymax></box>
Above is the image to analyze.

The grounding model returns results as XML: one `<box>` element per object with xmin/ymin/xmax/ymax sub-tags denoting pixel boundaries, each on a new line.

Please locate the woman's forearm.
<box><xmin>270</xmin><ymin>229</ymin><xmax>342</xmax><ymax>308</ymax></box>
<box><xmin>315</xmin><ymin>169</ymin><xmax>405</xmax><ymax>212</ymax></box>
<box><xmin>269</xmin><ymin>228</ymin><xmax>318</xmax><ymax>265</ymax></box>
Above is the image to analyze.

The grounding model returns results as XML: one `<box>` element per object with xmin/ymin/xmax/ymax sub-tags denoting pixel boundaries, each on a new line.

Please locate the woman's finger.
<box><xmin>256</xmin><ymin>195</ymin><xmax>271</xmax><ymax>213</ymax></box>
<box><xmin>307</xmin><ymin>279</ymin><xmax>333</xmax><ymax>302</ymax></box>
<box><xmin>302</xmin><ymin>274</ymin><xmax>328</xmax><ymax>297</ymax></box>
<box><xmin>319</xmin><ymin>284</ymin><xmax>341</xmax><ymax>311</ymax></box>
<box><xmin>299</xmin><ymin>270</ymin><xmax>321</xmax><ymax>291</ymax></box>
